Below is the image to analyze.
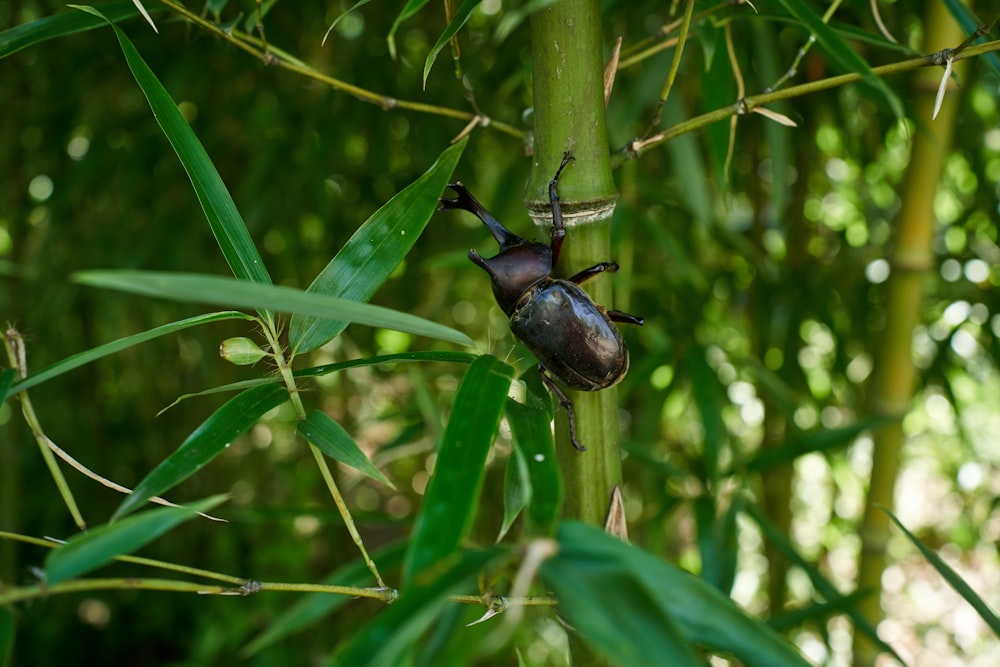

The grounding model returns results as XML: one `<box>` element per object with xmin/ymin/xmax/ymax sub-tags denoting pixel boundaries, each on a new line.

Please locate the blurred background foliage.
<box><xmin>1</xmin><ymin>0</ymin><xmax>999</xmax><ymax>665</ymax></box>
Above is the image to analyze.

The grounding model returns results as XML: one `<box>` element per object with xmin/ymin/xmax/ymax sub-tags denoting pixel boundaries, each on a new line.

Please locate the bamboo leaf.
<box><xmin>687</xmin><ymin>346</ymin><xmax>724</xmax><ymax>488</ymax></box>
<box><xmin>883</xmin><ymin>506</ymin><xmax>1000</xmax><ymax>635</ymax></box>
<box><xmin>0</xmin><ymin>1</ymin><xmax>159</xmax><ymax>59</ymax></box>
<box><xmin>73</xmin><ymin>271</ymin><xmax>474</xmax><ymax>348</ymax></box>
<box><xmin>46</xmin><ymin>495</ymin><xmax>228</xmax><ymax>584</ymax></box>
<box><xmin>505</xmin><ymin>392</ymin><xmax>561</xmax><ymax>536</ymax></box>
<box><xmin>329</xmin><ymin>548</ymin><xmax>502</xmax><ymax>667</ymax></box>
<box><xmin>499</xmin><ymin>446</ymin><xmax>530</xmax><ymax>540</ymax></box>
<box><xmin>422</xmin><ymin>0</ymin><xmax>480</xmax><ymax>87</ymax></box>
<box><xmin>114</xmin><ymin>385</ymin><xmax>289</xmax><ymax>519</ymax></box>
<box><xmin>0</xmin><ymin>369</ymin><xmax>14</xmax><ymax>406</ymax></box>
<box><xmin>402</xmin><ymin>355</ymin><xmax>513</xmax><ymax>584</ymax></box>
<box><xmin>387</xmin><ymin>0</ymin><xmax>430</xmax><ymax>60</ymax></box>
<box><xmin>322</xmin><ymin>0</ymin><xmax>374</xmax><ymax>46</ymax></box>
<box><xmin>940</xmin><ymin>0</ymin><xmax>1000</xmax><ymax>80</ymax></box>
<box><xmin>71</xmin><ymin>6</ymin><xmax>274</xmax><ymax>295</ymax></box>
<box><xmin>289</xmin><ymin>138</ymin><xmax>467</xmax><ymax>355</ymax></box>
<box><xmin>773</xmin><ymin>0</ymin><xmax>903</xmax><ymax>119</ymax></box>
<box><xmin>299</xmin><ymin>411</ymin><xmax>394</xmax><ymax>488</ymax></box>
<box><xmin>7</xmin><ymin>312</ymin><xmax>251</xmax><ymax>399</ymax></box>
<box><xmin>745</xmin><ymin>417</ymin><xmax>888</xmax><ymax>472</ymax></box>
<box><xmin>546</xmin><ymin>521</ymin><xmax>812</xmax><ymax>667</ymax></box>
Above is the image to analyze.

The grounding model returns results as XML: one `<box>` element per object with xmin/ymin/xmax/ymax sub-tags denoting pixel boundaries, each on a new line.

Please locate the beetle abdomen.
<box><xmin>510</xmin><ymin>280</ymin><xmax>628</xmax><ymax>391</ymax></box>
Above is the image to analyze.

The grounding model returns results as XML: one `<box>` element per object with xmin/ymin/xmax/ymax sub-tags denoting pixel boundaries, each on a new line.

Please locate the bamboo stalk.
<box><xmin>853</xmin><ymin>3</ymin><xmax>969</xmax><ymax>664</ymax></box>
<box><xmin>528</xmin><ymin>0</ymin><xmax>621</xmax><ymax>530</ymax></box>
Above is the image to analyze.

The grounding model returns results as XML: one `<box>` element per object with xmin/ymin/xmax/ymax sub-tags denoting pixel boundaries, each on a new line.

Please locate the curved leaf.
<box><xmin>289</xmin><ymin>137</ymin><xmax>468</xmax><ymax>355</ymax></box>
<box><xmin>402</xmin><ymin>355</ymin><xmax>514</xmax><ymax>584</ymax></box>
<box><xmin>7</xmin><ymin>312</ymin><xmax>251</xmax><ymax>399</ymax></box>
<box><xmin>545</xmin><ymin>521</ymin><xmax>811</xmax><ymax>667</ymax></box>
<box><xmin>73</xmin><ymin>271</ymin><xmax>474</xmax><ymax>348</ymax></box>
<box><xmin>299</xmin><ymin>411</ymin><xmax>394</xmax><ymax>488</ymax></box>
<box><xmin>0</xmin><ymin>1</ymin><xmax>158</xmax><ymax>60</ymax></box>
<box><xmin>113</xmin><ymin>384</ymin><xmax>289</xmax><ymax>519</ymax></box>
<box><xmin>46</xmin><ymin>495</ymin><xmax>228</xmax><ymax>584</ymax></box>
<box><xmin>72</xmin><ymin>5</ymin><xmax>273</xmax><ymax>298</ymax></box>
<box><xmin>422</xmin><ymin>0</ymin><xmax>480</xmax><ymax>87</ymax></box>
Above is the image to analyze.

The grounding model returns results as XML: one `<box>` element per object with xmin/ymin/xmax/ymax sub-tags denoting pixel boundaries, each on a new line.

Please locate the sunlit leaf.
<box><xmin>46</xmin><ymin>495</ymin><xmax>228</xmax><ymax>584</ymax></box>
<box><xmin>289</xmin><ymin>138</ymin><xmax>468</xmax><ymax>355</ymax></box>
<box><xmin>7</xmin><ymin>312</ymin><xmax>251</xmax><ymax>399</ymax></box>
<box><xmin>113</xmin><ymin>385</ymin><xmax>288</xmax><ymax>519</ymax></box>
<box><xmin>73</xmin><ymin>271</ymin><xmax>474</xmax><ymax>348</ymax></box>
<box><xmin>299</xmin><ymin>410</ymin><xmax>394</xmax><ymax>488</ymax></box>
<box><xmin>402</xmin><ymin>355</ymin><xmax>513</xmax><ymax>584</ymax></box>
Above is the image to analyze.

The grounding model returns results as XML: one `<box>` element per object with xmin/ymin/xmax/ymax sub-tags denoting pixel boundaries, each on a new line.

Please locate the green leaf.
<box><xmin>499</xmin><ymin>446</ymin><xmax>530</xmax><ymax>540</ymax></box>
<box><xmin>402</xmin><ymin>355</ymin><xmax>514</xmax><ymax>584</ymax></box>
<box><xmin>242</xmin><ymin>541</ymin><xmax>407</xmax><ymax>657</ymax></box>
<box><xmin>114</xmin><ymin>385</ymin><xmax>289</xmax><ymax>519</ymax></box>
<box><xmin>321</xmin><ymin>0</ymin><xmax>374</xmax><ymax>45</ymax></box>
<box><xmin>0</xmin><ymin>369</ymin><xmax>14</xmax><ymax>406</ymax></box>
<box><xmin>329</xmin><ymin>548</ymin><xmax>503</xmax><ymax>667</ymax></box>
<box><xmin>73</xmin><ymin>270</ymin><xmax>474</xmax><ymax>348</ymax></box>
<box><xmin>744</xmin><ymin>501</ymin><xmax>903</xmax><ymax>663</ymax></box>
<box><xmin>289</xmin><ymin>138</ymin><xmax>468</xmax><ymax>355</ymax></box>
<box><xmin>494</xmin><ymin>0</ymin><xmax>558</xmax><ymax>43</ymax></box>
<box><xmin>46</xmin><ymin>495</ymin><xmax>228</xmax><ymax>584</ymax></box>
<box><xmin>745</xmin><ymin>417</ymin><xmax>888</xmax><ymax>472</ymax></box>
<box><xmin>72</xmin><ymin>6</ymin><xmax>274</xmax><ymax>300</ymax></box>
<box><xmin>546</xmin><ymin>521</ymin><xmax>811</xmax><ymax>667</ymax></box>
<box><xmin>7</xmin><ymin>312</ymin><xmax>251</xmax><ymax>399</ymax></box>
<box><xmin>387</xmin><ymin>0</ymin><xmax>431</xmax><ymax>59</ymax></box>
<box><xmin>0</xmin><ymin>1</ymin><xmax>159</xmax><ymax>59</ymax></box>
<box><xmin>883</xmin><ymin>506</ymin><xmax>1000</xmax><ymax>635</ymax></box>
<box><xmin>505</xmin><ymin>395</ymin><xmax>561</xmax><ymax>535</ymax></box>
<box><xmin>0</xmin><ymin>607</ymin><xmax>13</xmax><ymax>667</ymax></box>
<box><xmin>299</xmin><ymin>410</ymin><xmax>394</xmax><ymax>488</ymax></box>
<box><xmin>422</xmin><ymin>0</ymin><xmax>480</xmax><ymax>87</ymax></box>
<box><xmin>687</xmin><ymin>346</ymin><xmax>724</xmax><ymax>488</ymax></box>
<box><xmin>773</xmin><ymin>0</ymin><xmax>903</xmax><ymax>119</ymax></box>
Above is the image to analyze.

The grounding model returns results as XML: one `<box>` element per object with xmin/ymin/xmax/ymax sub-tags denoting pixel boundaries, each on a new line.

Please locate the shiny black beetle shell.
<box><xmin>510</xmin><ymin>279</ymin><xmax>628</xmax><ymax>391</ymax></box>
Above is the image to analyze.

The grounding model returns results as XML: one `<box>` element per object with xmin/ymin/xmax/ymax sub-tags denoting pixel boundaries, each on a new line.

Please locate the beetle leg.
<box><xmin>538</xmin><ymin>364</ymin><xmax>586</xmax><ymax>452</ymax></box>
<box><xmin>548</xmin><ymin>152</ymin><xmax>574</xmax><ymax>267</ymax></box>
<box><xmin>567</xmin><ymin>261</ymin><xmax>619</xmax><ymax>285</ymax></box>
<box><xmin>607</xmin><ymin>310</ymin><xmax>645</xmax><ymax>326</ymax></box>
<box><xmin>440</xmin><ymin>183</ymin><xmax>522</xmax><ymax>250</ymax></box>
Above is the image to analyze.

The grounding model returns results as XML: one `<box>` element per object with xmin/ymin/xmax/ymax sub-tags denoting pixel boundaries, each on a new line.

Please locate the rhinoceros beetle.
<box><xmin>440</xmin><ymin>152</ymin><xmax>643</xmax><ymax>451</ymax></box>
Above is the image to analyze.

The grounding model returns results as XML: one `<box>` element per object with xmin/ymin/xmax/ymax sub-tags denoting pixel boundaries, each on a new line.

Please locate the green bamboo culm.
<box><xmin>853</xmin><ymin>3</ymin><xmax>969</xmax><ymax>665</ymax></box>
<box><xmin>528</xmin><ymin>0</ymin><xmax>622</xmax><ymax>532</ymax></box>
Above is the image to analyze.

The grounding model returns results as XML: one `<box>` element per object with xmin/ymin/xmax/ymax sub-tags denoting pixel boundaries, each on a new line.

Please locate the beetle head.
<box><xmin>469</xmin><ymin>242</ymin><xmax>552</xmax><ymax>315</ymax></box>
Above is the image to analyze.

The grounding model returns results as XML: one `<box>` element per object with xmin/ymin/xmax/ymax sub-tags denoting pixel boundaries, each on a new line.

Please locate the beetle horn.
<box><xmin>440</xmin><ymin>183</ymin><xmax>523</xmax><ymax>250</ymax></box>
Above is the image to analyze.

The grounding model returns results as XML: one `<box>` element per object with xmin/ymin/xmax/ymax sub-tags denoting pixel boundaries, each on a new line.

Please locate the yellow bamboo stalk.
<box><xmin>853</xmin><ymin>4</ymin><xmax>969</xmax><ymax>664</ymax></box>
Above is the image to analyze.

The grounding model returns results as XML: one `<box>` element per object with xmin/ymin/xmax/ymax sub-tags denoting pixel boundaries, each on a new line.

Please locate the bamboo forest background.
<box><xmin>1</xmin><ymin>1</ymin><xmax>999</xmax><ymax>666</ymax></box>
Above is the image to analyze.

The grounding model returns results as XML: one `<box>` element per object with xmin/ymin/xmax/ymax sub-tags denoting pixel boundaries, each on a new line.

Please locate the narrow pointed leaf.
<box><xmin>387</xmin><ymin>0</ymin><xmax>431</xmax><ymax>59</ymax></box>
<box><xmin>322</xmin><ymin>0</ymin><xmax>374</xmax><ymax>46</ymax></box>
<box><xmin>499</xmin><ymin>447</ymin><xmax>530</xmax><ymax>540</ymax></box>
<box><xmin>329</xmin><ymin>548</ymin><xmax>502</xmax><ymax>667</ymax></box>
<box><xmin>299</xmin><ymin>410</ymin><xmax>394</xmax><ymax>488</ymax></box>
<box><xmin>546</xmin><ymin>521</ymin><xmax>811</xmax><ymax>667</ymax></box>
<box><xmin>403</xmin><ymin>355</ymin><xmax>513</xmax><ymax>584</ymax></box>
<box><xmin>73</xmin><ymin>271</ymin><xmax>473</xmax><ymax>347</ymax></box>
<box><xmin>8</xmin><ymin>311</ymin><xmax>251</xmax><ymax>398</ymax></box>
<box><xmin>687</xmin><ymin>346</ymin><xmax>724</xmax><ymax>488</ymax></box>
<box><xmin>114</xmin><ymin>384</ymin><xmax>288</xmax><ymax>519</ymax></box>
<box><xmin>746</xmin><ymin>417</ymin><xmax>888</xmax><ymax>472</ymax></box>
<box><xmin>422</xmin><ymin>0</ymin><xmax>480</xmax><ymax>87</ymax></box>
<box><xmin>289</xmin><ymin>138</ymin><xmax>467</xmax><ymax>355</ymax></box>
<box><xmin>72</xmin><ymin>6</ymin><xmax>273</xmax><ymax>295</ymax></box>
<box><xmin>46</xmin><ymin>495</ymin><xmax>228</xmax><ymax>584</ymax></box>
<box><xmin>506</xmin><ymin>394</ymin><xmax>561</xmax><ymax>536</ymax></box>
<box><xmin>0</xmin><ymin>1</ymin><xmax>159</xmax><ymax>59</ymax></box>
<box><xmin>883</xmin><ymin>507</ymin><xmax>1000</xmax><ymax>635</ymax></box>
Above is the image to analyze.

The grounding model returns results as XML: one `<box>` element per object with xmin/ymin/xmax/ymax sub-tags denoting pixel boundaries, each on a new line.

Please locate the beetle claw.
<box><xmin>539</xmin><ymin>365</ymin><xmax>586</xmax><ymax>452</ymax></box>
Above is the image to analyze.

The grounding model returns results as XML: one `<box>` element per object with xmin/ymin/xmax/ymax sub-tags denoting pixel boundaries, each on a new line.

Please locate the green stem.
<box><xmin>529</xmin><ymin>0</ymin><xmax>620</xmax><ymax>530</ymax></box>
